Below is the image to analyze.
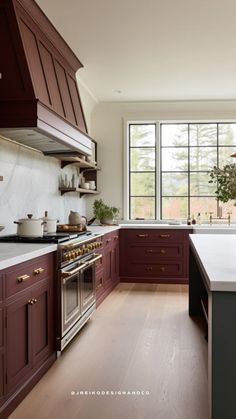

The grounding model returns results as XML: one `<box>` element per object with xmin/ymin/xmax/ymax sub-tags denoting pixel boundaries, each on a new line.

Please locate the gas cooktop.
<box><xmin>0</xmin><ymin>231</ymin><xmax>92</xmax><ymax>244</ymax></box>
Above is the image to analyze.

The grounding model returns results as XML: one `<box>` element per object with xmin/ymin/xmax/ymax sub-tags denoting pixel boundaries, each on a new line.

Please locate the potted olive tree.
<box><xmin>209</xmin><ymin>163</ymin><xmax>236</xmax><ymax>204</ymax></box>
<box><xmin>93</xmin><ymin>199</ymin><xmax>119</xmax><ymax>224</ymax></box>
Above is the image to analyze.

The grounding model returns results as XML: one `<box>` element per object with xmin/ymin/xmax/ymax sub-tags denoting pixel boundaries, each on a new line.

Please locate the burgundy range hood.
<box><xmin>0</xmin><ymin>0</ymin><xmax>93</xmax><ymax>155</ymax></box>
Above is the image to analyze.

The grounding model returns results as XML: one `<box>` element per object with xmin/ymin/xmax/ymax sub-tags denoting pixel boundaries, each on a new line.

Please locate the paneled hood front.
<box><xmin>0</xmin><ymin>0</ymin><xmax>93</xmax><ymax>156</ymax></box>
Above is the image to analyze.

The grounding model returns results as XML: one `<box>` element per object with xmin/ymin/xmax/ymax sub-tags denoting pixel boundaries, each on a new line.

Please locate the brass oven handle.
<box><xmin>85</xmin><ymin>254</ymin><xmax>103</xmax><ymax>266</ymax></box>
<box><xmin>62</xmin><ymin>254</ymin><xmax>103</xmax><ymax>281</ymax></box>
<box><xmin>33</xmin><ymin>267</ymin><xmax>44</xmax><ymax>275</ymax></box>
<box><xmin>62</xmin><ymin>263</ymin><xmax>87</xmax><ymax>279</ymax></box>
<box><xmin>17</xmin><ymin>274</ymin><xmax>30</xmax><ymax>283</ymax></box>
<box><xmin>159</xmin><ymin>234</ymin><xmax>170</xmax><ymax>238</ymax></box>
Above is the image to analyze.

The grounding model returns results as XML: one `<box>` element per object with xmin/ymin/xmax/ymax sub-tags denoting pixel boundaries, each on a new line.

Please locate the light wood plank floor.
<box><xmin>9</xmin><ymin>283</ymin><xmax>209</xmax><ymax>419</ymax></box>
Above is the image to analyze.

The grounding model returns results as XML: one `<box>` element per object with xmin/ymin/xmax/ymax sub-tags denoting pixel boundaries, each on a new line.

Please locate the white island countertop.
<box><xmin>0</xmin><ymin>243</ymin><xmax>57</xmax><ymax>270</ymax></box>
<box><xmin>189</xmin><ymin>234</ymin><xmax>236</xmax><ymax>292</ymax></box>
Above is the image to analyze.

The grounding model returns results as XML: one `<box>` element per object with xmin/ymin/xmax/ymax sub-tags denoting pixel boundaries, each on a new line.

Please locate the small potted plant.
<box><xmin>93</xmin><ymin>199</ymin><xmax>119</xmax><ymax>224</ymax></box>
<box><xmin>209</xmin><ymin>163</ymin><xmax>236</xmax><ymax>204</ymax></box>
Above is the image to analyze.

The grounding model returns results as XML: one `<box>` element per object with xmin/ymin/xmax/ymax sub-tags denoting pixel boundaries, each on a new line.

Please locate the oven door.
<box><xmin>60</xmin><ymin>261</ymin><xmax>86</xmax><ymax>336</ymax></box>
<box><xmin>80</xmin><ymin>254</ymin><xmax>102</xmax><ymax>315</ymax></box>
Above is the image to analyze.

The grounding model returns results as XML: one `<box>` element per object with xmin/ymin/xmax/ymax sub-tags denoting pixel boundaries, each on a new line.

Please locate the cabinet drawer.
<box><xmin>122</xmin><ymin>229</ymin><xmax>189</xmax><ymax>243</ymax></box>
<box><xmin>127</xmin><ymin>244</ymin><xmax>183</xmax><ymax>261</ymax></box>
<box><xmin>127</xmin><ymin>262</ymin><xmax>183</xmax><ymax>277</ymax></box>
<box><xmin>5</xmin><ymin>254</ymin><xmax>53</xmax><ymax>298</ymax></box>
<box><xmin>103</xmin><ymin>231</ymin><xmax>119</xmax><ymax>248</ymax></box>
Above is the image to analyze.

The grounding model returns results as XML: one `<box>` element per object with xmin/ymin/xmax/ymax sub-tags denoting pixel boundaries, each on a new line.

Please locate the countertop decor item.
<box><xmin>209</xmin><ymin>163</ymin><xmax>236</xmax><ymax>204</ymax></box>
<box><xmin>93</xmin><ymin>199</ymin><xmax>119</xmax><ymax>225</ymax></box>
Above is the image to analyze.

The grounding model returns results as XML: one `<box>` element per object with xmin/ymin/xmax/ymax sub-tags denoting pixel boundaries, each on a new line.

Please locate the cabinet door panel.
<box><xmin>0</xmin><ymin>349</ymin><xmax>4</xmax><ymax>402</ymax></box>
<box><xmin>104</xmin><ymin>249</ymin><xmax>112</xmax><ymax>289</ymax></box>
<box><xmin>0</xmin><ymin>308</ymin><xmax>3</xmax><ymax>348</ymax></box>
<box><xmin>31</xmin><ymin>281</ymin><xmax>53</xmax><ymax>367</ymax></box>
<box><xmin>6</xmin><ymin>293</ymin><xmax>31</xmax><ymax>393</ymax></box>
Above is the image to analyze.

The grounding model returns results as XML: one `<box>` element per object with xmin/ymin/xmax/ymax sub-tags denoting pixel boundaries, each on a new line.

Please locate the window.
<box><xmin>129</xmin><ymin>124</ymin><xmax>156</xmax><ymax>219</ymax></box>
<box><xmin>127</xmin><ymin>122</ymin><xmax>236</xmax><ymax>220</ymax></box>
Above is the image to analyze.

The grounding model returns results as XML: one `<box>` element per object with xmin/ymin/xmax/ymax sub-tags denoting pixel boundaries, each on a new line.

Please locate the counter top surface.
<box><xmin>0</xmin><ymin>243</ymin><xmax>57</xmax><ymax>270</ymax></box>
<box><xmin>88</xmin><ymin>225</ymin><xmax>120</xmax><ymax>235</ymax></box>
<box><xmin>189</xmin><ymin>234</ymin><xmax>236</xmax><ymax>292</ymax></box>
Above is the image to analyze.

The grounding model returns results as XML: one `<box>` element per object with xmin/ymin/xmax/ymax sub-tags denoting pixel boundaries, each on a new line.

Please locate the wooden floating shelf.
<box><xmin>48</xmin><ymin>153</ymin><xmax>97</xmax><ymax>169</ymax></box>
<box><xmin>59</xmin><ymin>187</ymin><xmax>100</xmax><ymax>196</ymax></box>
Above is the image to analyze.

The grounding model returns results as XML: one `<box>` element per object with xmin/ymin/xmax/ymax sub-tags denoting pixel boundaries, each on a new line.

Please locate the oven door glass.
<box><xmin>62</xmin><ymin>272</ymin><xmax>81</xmax><ymax>335</ymax></box>
<box><xmin>81</xmin><ymin>262</ymin><xmax>96</xmax><ymax>315</ymax></box>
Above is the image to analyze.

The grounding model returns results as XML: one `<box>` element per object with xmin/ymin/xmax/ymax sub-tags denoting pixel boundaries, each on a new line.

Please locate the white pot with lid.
<box><xmin>14</xmin><ymin>214</ymin><xmax>45</xmax><ymax>237</ymax></box>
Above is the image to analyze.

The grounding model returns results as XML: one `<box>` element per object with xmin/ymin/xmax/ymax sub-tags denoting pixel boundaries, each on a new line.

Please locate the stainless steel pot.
<box><xmin>14</xmin><ymin>214</ymin><xmax>45</xmax><ymax>237</ymax></box>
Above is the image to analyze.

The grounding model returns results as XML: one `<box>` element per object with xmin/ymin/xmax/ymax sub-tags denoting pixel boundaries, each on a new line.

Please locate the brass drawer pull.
<box><xmin>17</xmin><ymin>274</ymin><xmax>30</xmax><ymax>283</ymax></box>
<box><xmin>106</xmin><ymin>238</ymin><xmax>111</xmax><ymax>243</ymax></box>
<box><xmin>114</xmin><ymin>236</ymin><xmax>119</xmax><ymax>240</ymax></box>
<box><xmin>33</xmin><ymin>267</ymin><xmax>45</xmax><ymax>275</ymax></box>
<box><xmin>161</xmin><ymin>267</ymin><xmax>165</xmax><ymax>272</ymax></box>
<box><xmin>137</xmin><ymin>234</ymin><xmax>148</xmax><ymax>238</ymax></box>
<box><xmin>32</xmin><ymin>298</ymin><xmax>37</xmax><ymax>304</ymax></box>
<box><xmin>160</xmin><ymin>234</ymin><xmax>170</xmax><ymax>238</ymax></box>
<box><xmin>145</xmin><ymin>267</ymin><xmax>153</xmax><ymax>271</ymax></box>
<box><xmin>146</xmin><ymin>249</ymin><xmax>166</xmax><ymax>254</ymax></box>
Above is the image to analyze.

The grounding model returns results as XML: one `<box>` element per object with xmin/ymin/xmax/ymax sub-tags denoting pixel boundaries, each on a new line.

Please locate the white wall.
<box><xmin>90</xmin><ymin>100</ymin><xmax>236</xmax><ymax>219</ymax></box>
<box><xmin>0</xmin><ymin>138</ymin><xmax>87</xmax><ymax>235</ymax></box>
<box><xmin>77</xmin><ymin>78</ymin><xmax>98</xmax><ymax>135</ymax></box>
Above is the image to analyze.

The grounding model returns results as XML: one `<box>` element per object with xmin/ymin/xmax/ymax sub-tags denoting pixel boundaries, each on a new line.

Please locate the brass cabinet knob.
<box><xmin>28</xmin><ymin>299</ymin><xmax>34</xmax><ymax>305</ymax></box>
<box><xmin>160</xmin><ymin>249</ymin><xmax>166</xmax><ymax>254</ymax></box>
<box><xmin>161</xmin><ymin>267</ymin><xmax>165</xmax><ymax>272</ymax></box>
<box><xmin>32</xmin><ymin>298</ymin><xmax>37</xmax><ymax>304</ymax></box>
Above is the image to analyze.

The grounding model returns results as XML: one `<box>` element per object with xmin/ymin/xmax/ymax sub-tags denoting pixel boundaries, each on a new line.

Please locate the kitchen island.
<box><xmin>189</xmin><ymin>234</ymin><xmax>236</xmax><ymax>419</ymax></box>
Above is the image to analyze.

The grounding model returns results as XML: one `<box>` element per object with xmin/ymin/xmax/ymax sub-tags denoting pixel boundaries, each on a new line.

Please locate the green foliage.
<box><xmin>209</xmin><ymin>164</ymin><xmax>236</xmax><ymax>203</ymax></box>
<box><xmin>93</xmin><ymin>199</ymin><xmax>119</xmax><ymax>223</ymax></box>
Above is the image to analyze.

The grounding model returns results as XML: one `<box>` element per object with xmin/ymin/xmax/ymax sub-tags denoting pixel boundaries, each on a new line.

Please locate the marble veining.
<box><xmin>0</xmin><ymin>137</ymin><xmax>86</xmax><ymax>235</ymax></box>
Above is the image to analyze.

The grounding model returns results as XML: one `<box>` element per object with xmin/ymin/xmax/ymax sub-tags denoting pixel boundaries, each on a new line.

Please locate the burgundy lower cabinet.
<box><xmin>95</xmin><ymin>231</ymin><xmax>120</xmax><ymax>307</ymax></box>
<box><xmin>119</xmin><ymin>228</ymin><xmax>191</xmax><ymax>284</ymax></box>
<box><xmin>0</xmin><ymin>253</ymin><xmax>56</xmax><ymax>419</ymax></box>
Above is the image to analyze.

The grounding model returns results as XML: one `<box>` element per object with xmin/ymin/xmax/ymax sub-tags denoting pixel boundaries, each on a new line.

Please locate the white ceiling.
<box><xmin>36</xmin><ymin>0</ymin><xmax>236</xmax><ymax>102</ymax></box>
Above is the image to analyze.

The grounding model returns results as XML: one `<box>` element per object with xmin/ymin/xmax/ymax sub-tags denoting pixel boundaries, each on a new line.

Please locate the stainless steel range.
<box><xmin>56</xmin><ymin>233</ymin><xmax>103</xmax><ymax>351</ymax></box>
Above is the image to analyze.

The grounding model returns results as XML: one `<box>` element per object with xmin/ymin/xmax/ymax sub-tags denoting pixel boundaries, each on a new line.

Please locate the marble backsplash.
<box><xmin>0</xmin><ymin>137</ymin><xmax>86</xmax><ymax>235</ymax></box>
